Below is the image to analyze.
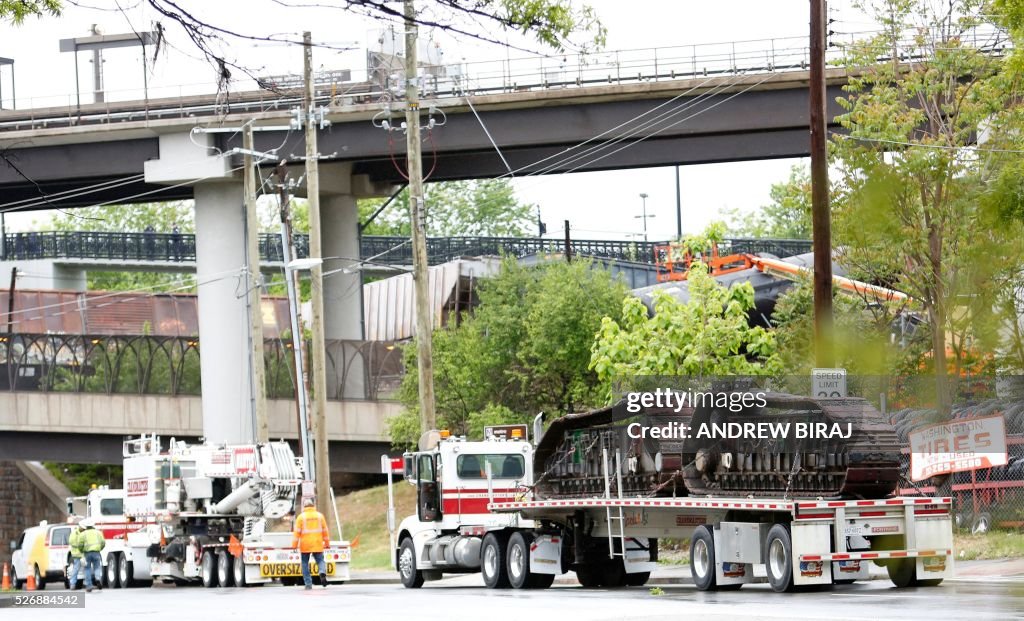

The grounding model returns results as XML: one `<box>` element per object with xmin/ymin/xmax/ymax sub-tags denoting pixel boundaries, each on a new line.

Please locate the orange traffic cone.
<box><xmin>1</xmin><ymin>563</ymin><xmax>10</xmax><ymax>590</ymax></box>
<box><xmin>25</xmin><ymin>569</ymin><xmax>36</xmax><ymax>591</ymax></box>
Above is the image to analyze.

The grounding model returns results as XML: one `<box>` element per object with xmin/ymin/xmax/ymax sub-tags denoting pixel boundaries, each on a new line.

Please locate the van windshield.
<box><xmin>456</xmin><ymin>454</ymin><xmax>525</xmax><ymax>479</ymax></box>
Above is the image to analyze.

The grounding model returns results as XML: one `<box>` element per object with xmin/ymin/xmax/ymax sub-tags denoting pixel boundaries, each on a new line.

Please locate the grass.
<box><xmin>954</xmin><ymin>530</ymin><xmax>1024</xmax><ymax>561</ymax></box>
<box><xmin>335</xmin><ymin>481</ymin><xmax>416</xmax><ymax>571</ymax></box>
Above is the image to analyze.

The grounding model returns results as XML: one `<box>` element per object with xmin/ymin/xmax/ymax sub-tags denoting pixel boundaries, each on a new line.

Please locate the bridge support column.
<box><xmin>144</xmin><ymin>132</ymin><xmax>254</xmax><ymax>444</ymax></box>
<box><xmin>321</xmin><ymin>192</ymin><xmax>365</xmax><ymax>399</ymax></box>
<box><xmin>193</xmin><ymin>181</ymin><xmax>254</xmax><ymax>444</ymax></box>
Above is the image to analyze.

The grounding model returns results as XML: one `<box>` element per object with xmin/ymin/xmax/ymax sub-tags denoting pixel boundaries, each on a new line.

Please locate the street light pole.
<box><xmin>634</xmin><ymin>192</ymin><xmax>654</xmax><ymax>242</ymax></box>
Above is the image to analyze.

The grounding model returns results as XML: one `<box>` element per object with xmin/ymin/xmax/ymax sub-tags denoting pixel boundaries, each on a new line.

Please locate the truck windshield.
<box><xmin>456</xmin><ymin>454</ymin><xmax>525</xmax><ymax>479</ymax></box>
<box><xmin>100</xmin><ymin>498</ymin><xmax>124</xmax><ymax>516</ymax></box>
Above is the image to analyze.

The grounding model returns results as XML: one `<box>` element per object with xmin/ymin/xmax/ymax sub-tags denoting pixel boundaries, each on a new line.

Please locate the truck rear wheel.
<box><xmin>765</xmin><ymin>524</ymin><xmax>794</xmax><ymax>593</ymax></box>
<box><xmin>506</xmin><ymin>532</ymin><xmax>554</xmax><ymax>589</ymax></box>
<box><xmin>575</xmin><ymin>566</ymin><xmax>601</xmax><ymax>587</ymax></box>
<box><xmin>625</xmin><ymin>571</ymin><xmax>650</xmax><ymax>586</ymax></box>
<box><xmin>481</xmin><ymin>533</ymin><xmax>511</xmax><ymax>589</ymax></box>
<box><xmin>233</xmin><ymin>554</ymin><xmax>247</xmax><ymax>587</ymax></box>
<box><xmin>200</xmin><ymin>550</ymin><xmax>218</xmax><ymax>588</ymax></box>
<box><xmin>217</xmin><ymin>551</ymin><xmax>234</xmax><ymax>587</ymax></box>
<box><xmin>690</xmin><ymin>525</ymin><xmax>717</xmax><ymax>591</ymax></box>
<box><xmin>398</xmin><ymin>538</ymin><xmax>424</xmax><ymax>589</ymax></box>
<box><xmin>601</xmin><ymin>558</ymin><xmax>626</xmax><ymax>587</ymax></box>
<box><xmin>118</xmin><ymin>553</ymin><xmax>136</xmax><ymax>588</ymax></box>
<box><xmin>887</xmin><ymin>558</ymin><xmax>915</xmax><ymax>588</ymax></box>
<box><xmin>105</xmin><ymin>554</ymin><xmax>120</xmax><ymax>588</ymax></box>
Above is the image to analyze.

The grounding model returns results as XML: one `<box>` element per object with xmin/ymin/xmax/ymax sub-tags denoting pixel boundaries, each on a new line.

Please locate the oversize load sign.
<box><xmin>909</xmin><ymin>414</ymin><xmax>1008</xmax><ymax>482</ymax></box>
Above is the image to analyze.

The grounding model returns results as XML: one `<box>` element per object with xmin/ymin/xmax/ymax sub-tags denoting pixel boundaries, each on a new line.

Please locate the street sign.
<box><xmin>909</xmin><ymin>414</ymin><xmax>1009</xmax><ymax>482</ymax></box>
<box><xmin>812</xmin><ymin>368</ymin><xmax>847</xmax><ymax>398</ymax></box>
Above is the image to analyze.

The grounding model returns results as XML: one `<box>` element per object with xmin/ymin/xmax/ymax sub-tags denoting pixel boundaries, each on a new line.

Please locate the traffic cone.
<box><xmin>25</xmin><ymin>570</ymin><xmax>35</xmax><ymax>591</ymax></box>
<box><xmin>1</xmin><ymin>563</ymin><xmax>10</xmax><ymax>590</ymax></box>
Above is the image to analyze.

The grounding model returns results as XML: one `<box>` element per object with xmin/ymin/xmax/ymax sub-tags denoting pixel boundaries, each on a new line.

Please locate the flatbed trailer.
<box><xmin>388</xmin><ymin>433</ymin><xmax>954</xmax><ymax>593</ymax></box>
<box><xmin>487</xmin><ymin>494</ymin><xmax>953</xmax><ymax>591</ymax></box>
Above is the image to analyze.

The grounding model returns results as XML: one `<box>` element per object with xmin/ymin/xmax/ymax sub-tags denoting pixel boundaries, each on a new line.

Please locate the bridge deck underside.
<box><xmin>0</xmin><ymin>85</ymin><xmax>846</xmax><ymax>210</ymax></box>
<box><xmin>0</xmin><ymin>431</ymin><xmax>392</xmax><ymax>474</ymax></box>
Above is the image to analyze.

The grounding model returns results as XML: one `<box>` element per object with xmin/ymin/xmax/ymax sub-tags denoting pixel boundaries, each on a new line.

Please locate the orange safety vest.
<box><xmin>292</xmin><ymin>507</ymin><xmax>330</xmax><ymax>553</ymax></box>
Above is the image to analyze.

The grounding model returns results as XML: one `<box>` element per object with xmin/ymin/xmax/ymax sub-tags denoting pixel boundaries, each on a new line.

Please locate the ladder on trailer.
<box><xmin>601</xmin><ymin>448</ymin><xmax>626</xmax><ymax>559</ymax></box>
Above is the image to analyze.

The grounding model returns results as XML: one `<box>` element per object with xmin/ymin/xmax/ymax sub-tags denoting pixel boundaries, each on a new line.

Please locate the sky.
<box><xmin>0</xmin><ymin>0</ymin><xmax>873</xmax><ymax>240</ymax></box>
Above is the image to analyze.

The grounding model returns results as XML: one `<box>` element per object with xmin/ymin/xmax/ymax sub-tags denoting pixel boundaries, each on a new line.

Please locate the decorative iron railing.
<box><xmin>0</xmin><ymin>231</ymin><xmax>811</xmax><ymax>266</ymax></box>
<box><xmin>0</xmin><ymin>333</ymin><xmax>403</xmax><ymax>401</ymax></box>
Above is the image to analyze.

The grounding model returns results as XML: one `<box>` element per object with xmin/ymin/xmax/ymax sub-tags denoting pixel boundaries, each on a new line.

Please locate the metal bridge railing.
<box><xmin>0</xmin><ymin>333</ymin><xmax>404</xmax><ymax>401</ymax></box>
<box><xmin>0</xmin><ymin>231</ymin><xmax>812</xmax><ymax>266</ymax></box>
<box><xmin>1</xmin><ymin>27</ymin><xmax>1005</xmax><ymax>131</ymax></box>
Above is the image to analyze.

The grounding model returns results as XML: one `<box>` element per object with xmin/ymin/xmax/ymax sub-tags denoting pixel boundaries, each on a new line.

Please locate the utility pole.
<box><xmin>276</xmin><ymin>161</ymin><xmax>316</xmax><ymax>484</ymax></box>
<box><xmin>405</xmin><ymin>0</ymin><xmax>437</xmax><ymax>433</ymax></box>
<box><xmin>810</xmin><ymin>0</ymin><xmax>834</xmax><ymax>367</ymax></box>
<box><xmin>563</xmin><ymin>220</ymin><xmax>572</xmax><ymax>263</ymax></box>
<box><xmin>243</xmin><ymin>124</ymin><xmax>269</xmax><ymax>443</ymax></box>
<box><xmin>302</xmin><ymin>31</ymin><xmax>332</xmax><ymax>514</ymax></box>
<box><xmin>674</xmin><ymin>166</ymin><xmax>682</xmax><ymax>239</ymax></box>
<box><xmin>6</xmin><ymin>267</ymin><xmax>16</xmax><ymax>334</ymax></box>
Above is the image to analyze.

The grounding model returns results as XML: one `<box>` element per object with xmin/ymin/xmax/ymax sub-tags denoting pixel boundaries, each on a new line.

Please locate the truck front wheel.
<box><xmin>398</xmin><ymin>538</ymin><xmax>424</xmax><ymax>589</ymax></box>
<box><xmin>481</xmin><ymin>533</ymin><xmax>510</xmax><ymax>589</ymax></box>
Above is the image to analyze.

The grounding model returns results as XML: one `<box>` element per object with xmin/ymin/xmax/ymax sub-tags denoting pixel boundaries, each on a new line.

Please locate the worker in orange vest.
<box><xmin>292</xmin><ymin>498</ymin><xmax>330</xmax><ymax>589</ymax></box>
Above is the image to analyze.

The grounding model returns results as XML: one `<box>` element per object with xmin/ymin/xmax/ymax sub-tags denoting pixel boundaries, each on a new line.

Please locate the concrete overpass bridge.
<box><xmin>0</xmin><ymin>33</ymin><xmax>997</xmax><ymax>449</ymax></box>
<box><xmin>0</xmin><ymin>392</ymin><xmax>397</xmax><ymax>474</ymax></box>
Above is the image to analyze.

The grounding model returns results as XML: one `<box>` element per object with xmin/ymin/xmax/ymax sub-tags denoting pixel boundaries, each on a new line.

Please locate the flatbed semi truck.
<box><xmin>387</xmin><ymin>427</ymin><xmax>953</xmax><ymax>592</ymax></box>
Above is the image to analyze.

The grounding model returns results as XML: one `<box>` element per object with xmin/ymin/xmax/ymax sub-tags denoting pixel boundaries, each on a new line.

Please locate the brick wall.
<box><xmin>0</xmin><ymin>462</ymin><xmax>67</xmax><ymax>566</ymax></box>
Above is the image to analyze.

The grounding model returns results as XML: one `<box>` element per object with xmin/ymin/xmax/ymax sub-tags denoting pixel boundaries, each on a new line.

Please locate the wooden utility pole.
<box><xmin>810</xmin><ymin>0</ymin><xmax>834</xmax><ymax>367</ymax></box>
<box><xmin>6</xmin><ymin>267</ymin><xmax>15</xmax><ymax>334</ymax></box>
<box><xmin>405</xmin><ymin>0</ymin><xmax>437</xmax><ymax>432</ymax></box>
<box><xmin>243</xmin><ymin>124</ymin><xmax>269</xmax><ymax>443</ymax></box>
<box><xmin>563</xmin><ymin>220</ymin><xmax>572</xmax><ymax>262</ymax></box>
<box><xmin>302</xmin><ymin>31</ymin><xmax>332</xmax><ymax>514</ymax></box>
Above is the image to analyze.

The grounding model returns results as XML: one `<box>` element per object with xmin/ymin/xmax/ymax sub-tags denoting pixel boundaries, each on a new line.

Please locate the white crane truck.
<box><xmin>67</xmin><ymin>435</ymin><xmax>350</xmax><ymax>588</ymax></box>
<box><xmin>386</xmin><ymin>423</ymin><xmax>953</xmax><ymax>592</ymax></box>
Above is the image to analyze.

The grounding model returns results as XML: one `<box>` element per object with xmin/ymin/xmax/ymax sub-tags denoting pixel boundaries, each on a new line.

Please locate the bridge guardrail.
<box><xmin>3</xmin><ymin>27</ymin><xmax>1005</xmax><ymax>131</ymax></box>
<box><xmin>0</xmin><ymin>333</ymin><xmax>403</xmax><ymax>401</ymax></box>
<box><xmin>0</xmin><ymin>231</ymin><xmax>811</xmax><ymax>266</ymax></box>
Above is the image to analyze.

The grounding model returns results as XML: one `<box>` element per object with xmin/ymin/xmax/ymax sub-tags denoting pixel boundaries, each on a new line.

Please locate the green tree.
<box><xmin>590</xmin><ymin>261</ymin><xmax>780</xmax><ymax>398</ymax></box>
<box><xmin>39</xmin><ymin>202</ymin><xmax>196</xmax><ymax>292</ymax></box>
<box><xmin>388</xmin><ymin>257</ymin><xmax>627</xmax><ymax>448</ymax></box>
<box><xmin>726</xmin><ymin>165</ymin><xmax>812</xmax><ymax>239</ymax></box>
<box><xmin>832</xmin><ymin>0</ymin><xmax>1016</xmax><ymax>414</ymax></box>
<box><xmin>1</xmin><ymin>0</ymin><xmax>59</xmax><ymax>23</ymax></box>
<box><xmin>771</xmin><ymin>279</ymin><xmax>922</xmax><ymax>378</ymax></box>
<box><xmin>357</xmin><ymin>179</ymin><xmax>535</xmax><ymax>238</ymax></box>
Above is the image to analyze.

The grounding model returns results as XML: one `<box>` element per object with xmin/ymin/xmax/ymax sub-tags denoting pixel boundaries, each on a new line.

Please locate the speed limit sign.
<box><xmin>812</xmin><ymin>368</ymin><xmax>847</xmax><ymax>398</ymax></box>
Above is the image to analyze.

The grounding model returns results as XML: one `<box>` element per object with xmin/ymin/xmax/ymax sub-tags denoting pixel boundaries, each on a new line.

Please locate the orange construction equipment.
<box><xmin>1</xmin><ymin>562</ymin><xmax>10</xmax><ymax>590</ymax></box>
<box><xmin>655</xmin><ymin>241</ymin><xmax>753</xmax><ymax>282</ymax></box>
<box><xmin>25</xmin><ymin>569</ymin><xmax>35</xmax><ymax>591</ymax></box>
<box><xmin>654</xmin><ymin>240</ymin><xmax>913</xmax><ymax>306</ymax></box>
<box><xmin>748</xmin><ymin>255</ymin><xmax>912</xmax><ymax>304</ymax></box>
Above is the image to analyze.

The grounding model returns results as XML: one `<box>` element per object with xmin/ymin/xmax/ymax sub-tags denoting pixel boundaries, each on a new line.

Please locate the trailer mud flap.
<box><xmin>529</xmin><ymin>534</ymin><xmax>561</xmax><ymax>575</ymax></box>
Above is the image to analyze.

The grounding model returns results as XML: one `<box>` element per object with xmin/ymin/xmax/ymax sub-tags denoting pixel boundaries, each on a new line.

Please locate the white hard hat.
<box><xmin>80</xmin><ymin>518</ymin><xmax>93</xmax><ymax>528</ymax></box>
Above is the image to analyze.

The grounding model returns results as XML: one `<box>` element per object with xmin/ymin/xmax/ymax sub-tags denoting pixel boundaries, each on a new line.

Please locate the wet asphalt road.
<box><xmin>4</xmin><ymin>577</ymin><xmax>1024</xmax><ymax>621</ymax></box>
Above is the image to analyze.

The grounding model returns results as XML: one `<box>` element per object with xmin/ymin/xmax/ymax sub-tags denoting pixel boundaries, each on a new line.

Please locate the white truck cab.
<box><xmin>392</xmin><ymin>426</ymin><xmax>550</xmax><ymax>588</ymax></box>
